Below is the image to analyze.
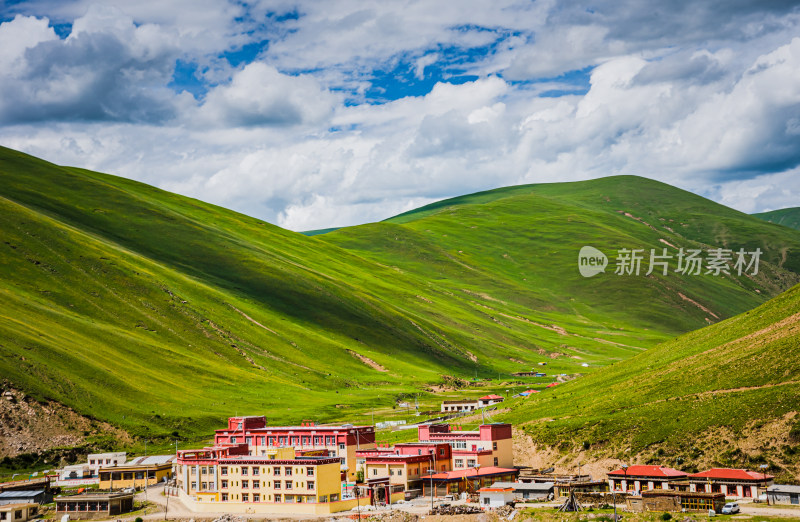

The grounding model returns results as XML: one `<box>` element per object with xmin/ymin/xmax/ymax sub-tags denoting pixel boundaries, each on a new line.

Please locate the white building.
<box><xmin>478</xmin><ymin>485</ymin><xmax>515</xmax><ymax>508</ymax></box>
<box><xmin>87</xmin><ymin>452</ymin><xmax>127</xmax><ymax>477</ymax></box>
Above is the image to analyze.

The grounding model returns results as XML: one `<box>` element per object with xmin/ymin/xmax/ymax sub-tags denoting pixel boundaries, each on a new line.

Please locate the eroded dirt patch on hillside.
<box><xmin>0</xmin><ymin>384</ymin><xmax>131</xmax><ymax>458</ymax></box>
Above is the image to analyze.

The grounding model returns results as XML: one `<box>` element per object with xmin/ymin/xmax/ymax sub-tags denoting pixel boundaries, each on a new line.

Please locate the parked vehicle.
<box><xmin>721</xmin><ymin>502</ymin><xmax>740</xmax><ymax>514</ymax></box>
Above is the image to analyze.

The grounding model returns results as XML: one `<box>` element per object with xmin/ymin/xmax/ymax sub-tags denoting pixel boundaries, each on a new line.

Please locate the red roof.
<box><xmin>689</xmin><ymin>468</ymin><xmax>774</xmax><ymax>481</ymax></box>
<box><xmin>546</xmin><ymin>383</ymin><xmax>559</xmax><ymax>388</ymax></box>
<box><xmin>608</xmin><ymin>465</ymin><xmax>687</xmax><ymax>478</ymax></box>
<box><xmin>479</xmin><ymin>487</ymin><xmax>513</xmax><ymax>492</ymax></box>
<box><xmin>429</xmin><ymin>466</ymin><xmax>517</xmax><ymax>480</ymax></box>
<box><xmin>480</xmin><ymin>394</ymin><xmax>504</xmax><ymax>400</ymax></box>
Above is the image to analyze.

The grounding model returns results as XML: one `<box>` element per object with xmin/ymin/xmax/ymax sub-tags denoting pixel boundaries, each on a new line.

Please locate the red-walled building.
<box><xmin>417</xmin><ymin>423</ymin><xmax>513</xmax><ymax>469</ymax></box>
<box><xmin>355</xmin><ymin>442</ymin><xmax>453</xmax><ymax>495</ymax></box>
<box><xmin>689</xmin><ymin>468</ymin><xmax>774</xmax><ymax>498</ymax></box>
<box><xmin>607</xmin><ymin>465</ymin><xmax>687</xmax><ymax>492</ymax></box>
<box><xmin>213</xmin><ymin>416</ymin><xmax>376</xmax><ymax>481</ymax></box>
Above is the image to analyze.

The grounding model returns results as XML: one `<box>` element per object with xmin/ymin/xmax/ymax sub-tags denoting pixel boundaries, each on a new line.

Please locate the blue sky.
<box><xmin>0</xmin><ymin>0</ymin><xmax>799</xmax><ymax>230</ymax></box>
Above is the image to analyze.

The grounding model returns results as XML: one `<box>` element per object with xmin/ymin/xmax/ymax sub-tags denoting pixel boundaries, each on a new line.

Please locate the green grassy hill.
<box><xmin>322</xmin><ymin>177</ymin><xmax>800</xmax><ymax>363</ymax></box>
<box><xmin>755</xmin><ymin>207</ymin><xmax>800</xmax><ymax>231</ymax></box>
<box><xmin>502</xmin><ymin>281</ymin><xmax>800</xmax><ymax>481</ymax></box>
<box><xmin>1</xmin><ymin>145</ymin><xmax>800</xmax><ymax>454</ymax></box>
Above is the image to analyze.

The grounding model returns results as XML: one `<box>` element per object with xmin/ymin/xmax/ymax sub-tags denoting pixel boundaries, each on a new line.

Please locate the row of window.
<box><xmin>230</xmin><ymin>436</ymin><xmax>345</xmax><ymax>448</ymax></box>
<box><xmin>219</xmin><ymin>493</ymin><xmax>339</xmax><ymax>503</ymax></box>
<box><xmin>217</xmin><ymin>466</ymin><xmax>315</xmax><ymax>476</ymax></box>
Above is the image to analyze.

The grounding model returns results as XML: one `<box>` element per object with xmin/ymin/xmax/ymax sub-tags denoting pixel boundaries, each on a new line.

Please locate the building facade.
<box><xmin>767</xmin><ymin>484</ymin><xmax>800</xmax><ymax>505</ymax></box>
<box><xmin>54</xmin><ymin>492</ymin><xmax>134</xmax><ymax>519</ymax></box>
<box><xmin>213</xmin><ymin>416</ymin><xmax>376</xmax><ymax>481</ymax></box>
<box><xmin>418</xmin><ymin>423</ymin><xmax>513</xmax><ymax>469</ymax></box>
<box><xmin>98</xmin><ymin>455</ymin><xmax>175</xmax><ymax>489</ymax></box>
<box><xmin>87</xmin><ymin>452</ymin><xmax>127</xmax><ymax>477</ymax></box>
<box><xmin>607</xmin><ymin>465</ymin><xmax>687</xmax><ymax>492</ymax></box>
<box><xmin>688</xmin><ymin>468</ymin><xmax>774</xmax><ymax>498</ymax></box>
<box><xmin>174</xmin><ymin>443</ymin><xmax>358</xmax><ymax>515</ymax></box>
<box><xmin>0</xmin><ymin>503</ymin><xmax>38</xmax><ymax>522</ymax></box>
<box><xmin>356</xmin><ymin>443</ymin><xmax>452</xmax><ymax>493</ymax></box>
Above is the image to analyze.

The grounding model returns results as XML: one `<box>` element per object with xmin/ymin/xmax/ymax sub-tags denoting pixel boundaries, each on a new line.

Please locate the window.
<box><xmin>231</xmin><ymin>437</ymin><xmax>237</xmax><ymax>443</ymax></box>
<box><xmin>467</xmin><ymin>459</ymin><xmax>476</xmax><ymax>467</ymax></box>
<box><xmin>279</xmin><ymin>436</ymin><xmax>287</xmax><ymax>445</ymax></box>
<box><xmin>493</xmin><ymin>442</ymin><xmax>497</xmax><ymax>450</ymax></box>
<box><xmin>273</xmin><ymin>467</ymin><xmax>281</xmax><ymax>476</ymax></box>
<box><xmin>252</xmin><ymin>467</ymin><xmax>260</xmax><ymax>476</ymax></box>
<box><xmin>201</xmin><ymin>467</ymin><xmax>207</xmax><ymax>475</ymax></box>
<box><xmin>339</xmin><ymin>443</ymin><xmax>345</xmax><ymax>450</ymax></box>
<box><xmin>242</xmin><ymin>493</ymin><xmax>249</xmax><ymax>502</ymax></box>
<box><xmin>241</xmin><ymin>467</ymin><xmax>248</xmax><ymax>476</ymax></box>
<box><xmin>191</xmin><ymin>482</ymin><xmax>197</xmax><ymax>490</ymax></box>
<box><xmin>397</xmin><ymin>469</ymin><xmax>403</xmax><ymax>476</ymax></box>
<box><xmin>306</xmin><ymin>467</ymin><xmax>314</xmax><ymax>476</ymax></box>
<box><xmin>253</xmin><ymin>494</ymin><xmax>260</xmax><ymax>502</ymax></box>
<box><xmin>308</xmin><ymin>481</ymin><xmax>315</xmax><ymax>490</ymax></box>
<box><xmin>275</xmin><ymin>481</ymin><xmax>281</xmax><ymax>490</ymax></box>
<box><xmin>314</xmin><ymin>436</ymin><xmax>322</xmax><ymax>445</ymax></box>
<box><xmin>259</xmin><ymin>436</ymin><xmax>265</xmax><ymax>446</ymax></box>
<box><xmin>494</xmin><ymin>457</ymin><xmax>498</xmax><ymax>466</ymax></box>
<box><xmin>455</xmin><ymin>459</ymin><xmax>464</xmax><ymax>468</ymax></box>
<box><xmin>389</xmin><ymin>469</ymin><xmax>394</xmax><ymax>476</ymax></box>
<box><xmin>253</xmin><ymin>480</ymin><xmax>260</xmax><ymax>489</ymax></box>
<box><xmin>303</xmin><ymin>437</ymin><xmax>310</xmax><ymax>445</ymax></box>
<box><xmin>483</xmin><ymin>497</ymin><xmax>490</xmax><ymax>505</ymax></box>
<box><xmin>275</xmin><ymin>494</ymin><xmax>282</xmax><ymax>502</ymax></box>
<box><xmin>285</xmin><ymin>481</ymin><xmax>293</xmax><ymax>490</ymax></box>
<box><xmin>268</xmin><ymin>437</ymin><xmax>275</xmax><ymax>446</ymax></box>
<box><xmin>201</xmin><ymin>482</ymin><xmax>208</xmax><ymax>490</ymax></box>
<box><xmin>372</xmin><ymin>469</ymin><xmax>378</xmax><ymax>476</ymax></box>
<box><xmin>221</xmin><ymin>467</ymin><xmax>228</xmax><ymax>476</ymax></box>
<box><xmin>285</xmin><ymin>467</ymin><xmax>293</xmax><ymax>476</ymax></box>
<box><xmin>242</xmin><ymin>480</ymin><xmax>249</xmax><ymax>489</ymax></box>
<box><xmin>221</xmin><ymin>480</ymin><xmax>228</xmax><ymax>489</ymax></box>
<box><xmin>221</xmin><ymin>493</ymin><xmax>228</xmax><ymax>501</ymax></box>
<box><xmin>291</xmin><ymin>437</ymin><xmax>299</xmax><ymax>445</ymax></box>
<box><xmin>246</xmin><ymin>437</ymin><xmax>252</xmax><ymax>446</ymax></box>
<box><xmin>90</xmin><ymin>460</ymin><xmax>95</xmax><ymax>465</ymax></box>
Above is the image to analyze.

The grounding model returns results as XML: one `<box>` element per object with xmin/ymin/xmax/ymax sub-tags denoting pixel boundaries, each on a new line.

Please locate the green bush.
<box><xmin>135</xmin><ymin>517</ymin><xmax>143</xmax><ymax>522</ymax></box>
<box><xmin>661</xmin><ymin>513</ymin><xmax>672</xmax><ymax>521</ymax></box>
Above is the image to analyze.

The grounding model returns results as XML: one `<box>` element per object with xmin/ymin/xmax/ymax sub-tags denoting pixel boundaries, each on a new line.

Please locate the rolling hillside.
<box><xmin>322</xmin><ymin>177</ymin><xmax>800</xmax><ymax>356</ymax></box>
<box><xmin>502</xmin><ymin>281</ymin><xmax>800</xmax><ymax>481</ymax></box>
<box><xmin>755</xmin><ymin>207</ymin><xmax>800</xmax><ymax>231</ymax></box>
<box><xmin>1</xmin><ymin>145</ymin><xmax>800</xmax><ymax>457</ymax></box>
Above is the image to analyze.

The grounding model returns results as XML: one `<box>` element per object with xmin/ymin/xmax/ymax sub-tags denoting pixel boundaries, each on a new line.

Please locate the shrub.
<box><xmin>135</xmin><ymin>517</ymin><xmax>143</xmax><ymax>522</ymax></box>
<box><xmin>661</xmin><ymin>513</ymin><xmax>672</xmax><ymax>521</ymax></box>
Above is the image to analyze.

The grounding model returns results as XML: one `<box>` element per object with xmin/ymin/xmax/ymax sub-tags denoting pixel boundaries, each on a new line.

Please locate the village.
<box><xmin>2</xmin><ymin>402</ymin><xmax>799</xmax><ymax>521</ymax></box>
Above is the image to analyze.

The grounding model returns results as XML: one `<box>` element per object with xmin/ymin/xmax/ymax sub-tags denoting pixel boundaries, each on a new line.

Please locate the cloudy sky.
<box><xmin>1</xmin><ymin>0</ymin><xmax>799</xmax><ymax>231</ymax></box>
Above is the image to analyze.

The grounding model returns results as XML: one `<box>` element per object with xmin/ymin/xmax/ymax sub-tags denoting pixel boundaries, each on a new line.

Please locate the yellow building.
<box><xmin>174</xmin><ymin>444</ymin><xmax>353</xmax><ymax>515</ymax></box>
<box><xmin>99</xmin><ymin>455</ymin><xmax>175</xmax><ymax>489</ymax></box>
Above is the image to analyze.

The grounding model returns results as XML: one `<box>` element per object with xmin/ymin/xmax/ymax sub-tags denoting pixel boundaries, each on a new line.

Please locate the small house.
<box><xmin>55</xmin><ymin>491</ymin><xmax>134</xmax><ymax>519</ymax></box>
<box><xmin>0</xmin><ymin>490</ymin><xmax>51</xmax><ymax>506</ymax></box>
<box><xmin>0</xmin><ymin>503</ymin><xmax>38</xmax><ymax>522</ymax></box>
<box><xmin>767</xmin><ymin>484</ymin><xmax>800</xmax><ymax>505</ymax></box>
<box><xmin>479</xmin><ymin>486</ymin><xmax>515</xmax><ymax>508</ymax></box>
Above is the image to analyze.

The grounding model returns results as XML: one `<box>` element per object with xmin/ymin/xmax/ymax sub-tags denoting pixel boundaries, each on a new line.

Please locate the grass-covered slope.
<box><xmin>503</xmin><ymin>282</ymin><xmax>800</xmax><ymax>480</ymax></box>
<box><xmin>0</xmin><ymin>146</ymin><xmax>568</xmax><ymax>441</ymax></box>
<box><xmin>1</xmin><ymin>145</ymin><xmax>799</xmax><ymax>451</ymax></box>
<box><xmin>322</xmin><ymin>177</ymin><xmax>800</xmax><ymax>367</ymax></box>
<box><xmin>755</xmin><ymin>207</ymin><xmax>800</xmax><ymax>231</ymax></box>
